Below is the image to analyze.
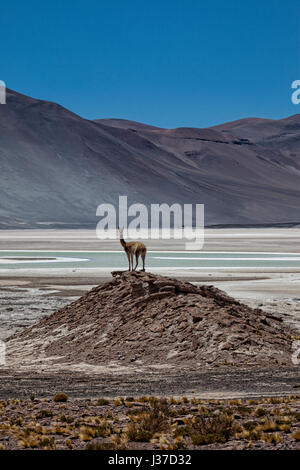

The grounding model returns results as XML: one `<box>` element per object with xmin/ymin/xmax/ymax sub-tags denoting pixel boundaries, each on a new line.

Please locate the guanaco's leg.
<box><xmin>130</xmin><ymin>253</ymin><xmax>134</xmax><ymax>271</ymax></box>
<box><xmin>134</xmin><ymin>253</ymin><xmax>139</xmax><ymax>271</ymax></box>
<box><xmin>141</xmin><ymin>253</ymin><xmax>146</xmax><ymax>271</ymax></box>
<box><xmin>126</xmin><ymin>252</ymin><xmax>131</xmax><ymax>271</ymax></box>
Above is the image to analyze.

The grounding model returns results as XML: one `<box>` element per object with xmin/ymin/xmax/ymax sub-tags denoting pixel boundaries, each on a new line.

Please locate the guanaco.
<box><xmin>119</xmin><ymin>227</ymin><xmax>147</xmax><ymax>271</ymax></box>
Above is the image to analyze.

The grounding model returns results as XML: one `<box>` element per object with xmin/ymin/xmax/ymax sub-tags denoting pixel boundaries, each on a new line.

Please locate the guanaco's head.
<box><xmin>118</xmin><ymin>227</ymin><xmax>124</xmax><ymax>239</ymax></box>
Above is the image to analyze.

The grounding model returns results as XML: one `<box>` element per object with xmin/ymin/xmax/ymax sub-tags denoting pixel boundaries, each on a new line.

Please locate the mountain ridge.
<box><xmin>0</xmin><ymin>89</ymin><xmax>299</xmax><ymax>228</ymax></box>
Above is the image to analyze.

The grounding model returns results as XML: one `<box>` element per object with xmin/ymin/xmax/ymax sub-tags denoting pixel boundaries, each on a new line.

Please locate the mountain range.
<box><xmin>0</xmin><ymin>89</ymin><xmax>300</xmax><ymax>228</ymax></box>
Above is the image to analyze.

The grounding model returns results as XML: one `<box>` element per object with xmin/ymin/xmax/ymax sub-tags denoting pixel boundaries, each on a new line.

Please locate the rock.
<box><xmin>6</xmin><ymin>271</ymin><xmax>294</xmax><ymax>370</ymax></box>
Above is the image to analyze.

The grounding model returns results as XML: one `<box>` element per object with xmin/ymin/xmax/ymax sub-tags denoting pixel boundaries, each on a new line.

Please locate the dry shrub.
<box><xmin>60</xmin><ymin>414</ymin><xmax>74</xmax><ymax>423</ymax></box>
<box><xmin>65</xmin><ymin>438</ymin><xmax>73</xmax><ymax>449</ymax></box>
<box><xmin>292</xmin><ymin>430</ymin><xmax>300</xmax><ymax>441</ymax></box>
<box><xmin>127</xmin><ymin>399</ymin><xmax>170</xmax><ymax>442</ymax></box>
<box><xmin>93</xmin><ymin>398</ymin><xmax>110</xmax><ymax>406</ymax></box>
<box><xmin>189</xmin><ymin>414</ymin><xmax>235</xmax><ymax>446</ymax></box>
<box><xmin>254</xmin><ymin>407</ymin><xmax>267</xmax><ymax>417</ymax></box>
<box><xmin>79</xmin><ymin>422</ymin><xmax>112</xmax><ymax>441</ymax></box>
<box><xmin>261</xmin><ymin>432</ymin><xmax>281</xmax><ymax>445</ymax></box>
<box><xmin>36</xmin><ymin>409</ymin><xmax>53</xmax><ymax>419</ymax></box>
<box><xmin>18</xmin><ymin>429</ymin><xmax>56</xmax><ymax>450</ymax></box>
<box><xmin>53</xmin><ymin>393</ymin><xmax>68</xmax><ymax>403</ymax></box>
<box><xmin>257</xmin><ymin>420</ymin><xmax>280</xmax><ymax>433</ymax></box>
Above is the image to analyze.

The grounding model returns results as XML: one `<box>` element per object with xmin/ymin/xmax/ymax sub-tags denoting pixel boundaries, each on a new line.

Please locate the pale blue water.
<box><xmin>0</xmin><ymin>251</ymin><xmax>300</xmax><ymax>269</ymax></box>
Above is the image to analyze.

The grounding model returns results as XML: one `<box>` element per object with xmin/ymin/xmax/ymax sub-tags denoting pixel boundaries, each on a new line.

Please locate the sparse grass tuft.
<box><xmin>36</xmin><ymin>409</ymin><xmax>53</xmax><ymax>419</ymax></box>
<box><xmin>137</xmin><ymin>396</ymin><xmax>150</xmax><ymax>403</ymax></box>
<box><xmin>93</xmin><ymin>398</ymin><xmax>110</xmax><ymax>406</ymax></box>
<box><xmin>254</xmin><ymin>407</ymin><xmax>267</xmax><ymax>417</ymax></box>
<box><xmin>291</xmin><ymin>430</ymin><xmax>300</xmax><ymax>441</ymax></box>
<box><xmin>53</xmin><ymin>393</ymin><xmax>68</xmax><ymax>403</ymax></box>
<box><xmin>126</xmin><ymin>399</ymin><xmax>170</xmax><ymax>442</ymax></box>
<box><xmin>235</xmin><ymin>405</ymin><xmax>251</xmax><ymax>416</ymax></box>
<box><xmin>243</xmin><ymin>421</ymin><xmax>259</xmax><ymax>432</ymax></box>
<box><xmin>257</xmin><ymin>420</ymin><xmax>280</xmax><ymax>433</ymax></box>
<box><xmin>60</xmin><ymin>414</ymin><xmax>74</xmax><ymax>423</ymax></box>
<box><xmin>126</xmin><ymin>425</ymin><xmax>153</xmax><ymax>442</ymax></box>
<box><xmin>261</xmin><ymin>432</ymin><xmax>281</xmax><ymax>445</ymax></box>
<box><xmin>188</xmin><ymin>414</ymin><xmax>235</xmax><ymax>446</ymax></box>
<box><xmin>18</xmin><ymin>429</ymin><xmax>56</xmax><ymax>450</ymax></box>
<box><xmin>65</xmin><ymin>439</ymin><xmax>73</xmax><ymax>449</ymax></box>
<box><xmin>79</xmin><ymin>422</ymin><xmax>112</xmax><ymax>441</ymax></box>
<box><xmin>0</xmin><ymin>394</ymin><xmax>299</xmax><ymax>450</ymax></box>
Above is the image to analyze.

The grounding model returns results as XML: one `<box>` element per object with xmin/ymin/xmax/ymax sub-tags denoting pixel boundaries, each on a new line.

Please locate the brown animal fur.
<box><xmin>119</xmin><ymin>228</ymin><xmax>147</xmax><ymax>271</ymax></box>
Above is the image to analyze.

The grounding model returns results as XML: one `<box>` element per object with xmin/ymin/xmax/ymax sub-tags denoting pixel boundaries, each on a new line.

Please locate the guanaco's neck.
<box><xmin>120</xmin><ymin>237</ymin><xmax>127</xmax><ymax>250</ymax></box>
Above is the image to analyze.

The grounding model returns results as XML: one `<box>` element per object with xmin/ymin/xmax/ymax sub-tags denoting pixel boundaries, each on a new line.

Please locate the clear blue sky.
<box><xmin>1</xmin><ymin>0</ymin><xmax>300</xmax><ymax>127</ymax></box>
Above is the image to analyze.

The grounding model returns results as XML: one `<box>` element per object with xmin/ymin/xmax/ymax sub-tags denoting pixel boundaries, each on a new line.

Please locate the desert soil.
<box><xmin>0</xmin><ymin>395</ymin><xmax>299</xmax><ymax>450</ymax></box>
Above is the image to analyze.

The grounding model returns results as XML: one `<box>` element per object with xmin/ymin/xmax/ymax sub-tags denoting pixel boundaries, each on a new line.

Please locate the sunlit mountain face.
<box><xmin>1</xmin><ymin>89</ymin><xmax>300</xmax><ymax>228</ymax></box>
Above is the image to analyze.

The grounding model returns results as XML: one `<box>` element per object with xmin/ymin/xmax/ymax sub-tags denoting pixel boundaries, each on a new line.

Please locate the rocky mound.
<box><xmin>6</xmin><ymin>272</ymin><xmax>294</xmax><ymax>370</ymax></box>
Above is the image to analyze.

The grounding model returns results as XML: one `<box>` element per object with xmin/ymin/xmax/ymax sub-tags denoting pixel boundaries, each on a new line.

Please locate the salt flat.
<box><xmin>1</xmin><ymin>227</ymin><xmax>300</xmax><ymax>251</ymax></box>
<box><xmin>0</xmin><ymin>228</ymin><xmax>300</xmax><ymax>300</ymax></box>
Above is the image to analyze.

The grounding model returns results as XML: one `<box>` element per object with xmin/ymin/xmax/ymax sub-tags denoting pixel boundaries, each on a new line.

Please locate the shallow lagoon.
<box><xmin>1</xmin><ymin>251</ymin><xmax>300</xmax><ymax>270</ymax></box>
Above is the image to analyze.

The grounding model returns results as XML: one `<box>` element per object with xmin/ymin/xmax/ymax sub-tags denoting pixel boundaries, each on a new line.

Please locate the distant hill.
<box><xmin>0</xmin><ymin>89</ymin><xmax>300</xmax><ymax>228</ymax></box>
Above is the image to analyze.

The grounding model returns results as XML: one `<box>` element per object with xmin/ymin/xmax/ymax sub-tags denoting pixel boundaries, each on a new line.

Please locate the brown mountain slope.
<box><xmin>1</xmin><ymin>89</ymin><xmax>300</xmax><ymax>227</ymax></box>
